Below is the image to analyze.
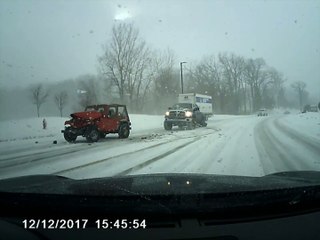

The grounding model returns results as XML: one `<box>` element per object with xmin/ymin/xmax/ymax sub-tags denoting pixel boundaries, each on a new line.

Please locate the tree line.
<box><xmin>185</xmin><ymin>54</ymin><xmax>286</xmax><ymax>114</ymax></box>
<box><xmin>28</xmin><ymin>22</ymin><xmax>310</xmax><ymax>117</ymax></box>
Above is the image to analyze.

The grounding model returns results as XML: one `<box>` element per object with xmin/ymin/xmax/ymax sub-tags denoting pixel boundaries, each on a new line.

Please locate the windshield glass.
<box><xmin>171</xmin><ymin>103</ymin><xmax>193</xmax><ymax>110</ymax></box>
<box><xmin>0</xmin><ymin>0</ymin><xmax>320</xmax><ymax>192</ymax></box>
<box><xmin>85</xmin><ymin>107</ymin><xmax>97</xmax><ymax>112</ymax></box>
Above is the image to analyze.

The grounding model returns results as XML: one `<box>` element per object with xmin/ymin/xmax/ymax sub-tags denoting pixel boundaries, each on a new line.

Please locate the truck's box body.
<box><xmin>178</xmin><ymin>93</ymin><xmax>213</xmax><ymax>116</ymax></box>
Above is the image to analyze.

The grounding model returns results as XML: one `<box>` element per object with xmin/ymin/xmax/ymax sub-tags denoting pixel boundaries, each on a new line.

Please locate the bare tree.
<box><xmin>219</xmin><ymin>53</ymin><xmax>246</xmax><ymax>114</ymax></box>
<box><xmin>198</xmin><ymin>55</ymin><xmax>226</xmax><ymax>113</ymax></box>
<box><xmin>99</xmin><ymin>23</ymin><xmax>150</xmax><ymax>110</ymax></box>
<box><xmin>30</xmin><ymin>84</ymin><xmax>49</xmax><ymax>117</ymax></box>
<box><xmin>243</xmin><ymin>58</ymin><xmax>268</xmax><ymax>112</ymax></box>
<box><xmin>77</xmin><ymin>75</ymin><xmax>100</xmax><ymax>109</ymax></box>
<box><xmin>54</xmin><ymin>91</ymin><xmax>68</xmax><ymax>117</ymax></box>
<box><xmin>147</xmin><ymin>49</ymin><xmax>179</xmax><ymax>112</ymax></box>
<box><xmin>266</xmin><ymin>68</ymin><xmax>285</xmax><ymax>108</ymax></box>
<box><xmin>291</xmin><ymin>81</ymin><xmax>307</xmax><ymax>110</ymax></box>
<box><xmin>153</xmin><ymin>49</ymin><xmax>178</xmax><ymax>94</ymax></box>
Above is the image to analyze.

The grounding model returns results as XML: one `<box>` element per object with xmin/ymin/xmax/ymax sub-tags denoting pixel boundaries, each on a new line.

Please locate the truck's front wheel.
<box><xmin>164</xmin><ymin>121</ymin><xmax>172</xmax><ymax>130</ymax></box>
<box><xmin>187</xmin><ymin>122</ymin><xmax>195</xmax><ymax>130</ymax></box>
<box><xmin>64</xmin><ymin>127</ymin><xmax>77</xmax><ymax>142</ymax></box>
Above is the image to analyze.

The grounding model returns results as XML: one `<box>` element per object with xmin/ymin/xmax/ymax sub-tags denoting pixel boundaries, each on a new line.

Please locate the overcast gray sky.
<box><xmin>0</xmin><ymin>0</ymin><xmax>319</xmax><ymax>97</ymax></box>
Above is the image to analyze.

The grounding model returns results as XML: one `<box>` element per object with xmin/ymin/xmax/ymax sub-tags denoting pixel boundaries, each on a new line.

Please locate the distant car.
<box><xmin>257</xmin><ymin>108</ymin><xmax>268</xmax><ymax>116</ymax></box>
<box><xmin>309</xmin><ymin>105</ymin><xmax>319</xmax><ymax>112</ymax></box>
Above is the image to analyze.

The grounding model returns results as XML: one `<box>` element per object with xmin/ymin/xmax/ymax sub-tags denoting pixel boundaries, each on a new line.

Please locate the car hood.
<box><xmin>0</xmin><ymin>171</ymin><xmax>320</xmax><ymax>196</ymax></box>
<box><xmin>70</xmin><ymin>111</ymin><xmax>102</xmax><ymax>120</ymax></box>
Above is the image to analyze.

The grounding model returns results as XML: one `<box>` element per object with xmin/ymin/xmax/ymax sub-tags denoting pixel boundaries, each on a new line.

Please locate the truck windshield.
<box><xmin>172</xmin><ymin>103</ymin><xmax>193</xmax><ymax>110</ymax></box>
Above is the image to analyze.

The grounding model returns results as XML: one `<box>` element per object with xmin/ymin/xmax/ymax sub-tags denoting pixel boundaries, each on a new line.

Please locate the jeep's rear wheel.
<box><xmin>86</xmin><ymin>128</ymin><xmax>100</xmax><ymax>142</ymax></box>
<box><xmin>64</xmin><ymin>127</ymin><xmax>77</xmax><ymax>142</ymax></box>
<box><xmin>164</xmin><ymin>121</ymin><xmax>172</xmax><ymax>130</ymax></box>
<box><xmin>119</xmin><ymin>124</ymin><xmax>130</xmax><ymax>138</ymax></box>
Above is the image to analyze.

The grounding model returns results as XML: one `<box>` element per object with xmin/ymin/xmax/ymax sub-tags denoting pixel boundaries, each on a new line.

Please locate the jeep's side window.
<box><xmin>85</xmin><ymin>107</ymin><xmax>95</xmax><ymax>112</ymax></box>
<box><xmin>98</xmin><ymin>107</ymin><xmax>105</xmax><ymax>114</ymax></box>
<box><xmin>108</xmin><ymin>107</ymin><xmax>116</xmax><ymax>118</ymax></box>
<box><xmin>118</xmin><ymin>106</ymin><xmax>126</xmax><ymax>117</ymax></box>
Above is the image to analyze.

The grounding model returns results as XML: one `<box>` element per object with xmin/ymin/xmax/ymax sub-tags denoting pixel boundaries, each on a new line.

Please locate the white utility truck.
<box><xmin>164</xmin><ymin>93</ymin><xmax>213</xmax><ymax>130</ymax></box>
<box><xmin>178</xmin><ymin>93</ymin><xmax>213</xmax><ymax>119</ymax></box>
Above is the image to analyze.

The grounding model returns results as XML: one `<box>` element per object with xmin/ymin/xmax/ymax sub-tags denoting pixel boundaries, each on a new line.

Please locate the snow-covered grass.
<box><xmin>0</xmin><ymin>115</ymin><xmax>165</xmax><ymax>142</ymax></box>
<box><xmin>0</xmin><ymin>117</ymin><xmax>68</xmax><ymax>142</ymax></box>
<box><xmin>129</xmin><ymin>114</ymin><xmax>163</xmax><ymax>132</ymax></box>
<box><xmin>278</xmin><ymin>112</ymin><xmax>320</xmax><ymax>140</ymax></box>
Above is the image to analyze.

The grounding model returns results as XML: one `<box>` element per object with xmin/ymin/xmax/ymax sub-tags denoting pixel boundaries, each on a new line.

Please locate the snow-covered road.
<box><xmin>0</xmin><ymin>113</ymin><xmax>319</xmax><ymax>179</ymax></box>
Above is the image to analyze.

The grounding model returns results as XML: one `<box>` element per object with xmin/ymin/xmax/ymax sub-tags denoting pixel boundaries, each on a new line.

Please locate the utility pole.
<box><xmin>180</xmin><ymin>61</ymin><xmax>187</xmax><ymax>94</ymax></box>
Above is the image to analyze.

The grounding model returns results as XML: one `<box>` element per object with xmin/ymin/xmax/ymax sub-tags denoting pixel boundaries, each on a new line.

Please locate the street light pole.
<box><xmin>180</xmin><ymin>61</ymin><xmax>187</xmax><ymax>94</ymax></box>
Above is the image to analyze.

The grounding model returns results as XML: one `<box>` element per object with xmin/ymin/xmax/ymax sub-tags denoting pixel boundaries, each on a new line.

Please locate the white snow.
<box><xmin>0</xmin><ymin>117</ymin><xmax>68</xmax><ymax>142</ymax></box>
<box><xmin>0</xmin><ymin>114</ymin><xmax>165</xmax><ymax>143</ymax></box>
<box><xmin>0</xmin><ymin>112</ymin><xmax>319</xmax><ymax>180</ymax></box>
<box><xmin>277</xmin><ymin>112</ymin><xmax>320</xmax><ymax>140</ymax></box>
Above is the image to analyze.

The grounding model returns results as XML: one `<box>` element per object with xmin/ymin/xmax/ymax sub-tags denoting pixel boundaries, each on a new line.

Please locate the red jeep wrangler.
<box><xmin>62</xmin><ymin>104</ymin><xmax>131</xmax><ymax>143</ymax></box>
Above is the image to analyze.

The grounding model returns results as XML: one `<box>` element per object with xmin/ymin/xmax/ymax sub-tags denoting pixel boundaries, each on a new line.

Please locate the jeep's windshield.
<box><xmin>0</xmin><ymin>0</ymin><xmax>320</xmax><ymax>205</ymax></box>
<box><xmin>85</xmin><ymin>107</ymin><xmax>97</xmax><ymax>112</ymax></box>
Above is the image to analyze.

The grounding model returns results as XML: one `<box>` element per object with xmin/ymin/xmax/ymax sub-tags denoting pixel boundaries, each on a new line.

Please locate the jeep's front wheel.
<box><xmin>164</xmin><ymin>121</ymin><xmax>172</xmax><ymax>130</ymax></box>
<box><xmin>119</xmin><ymin>124</ymin><xmax>130</xmax><ymax>138</ymax></box>
<box><xmin>64</xmin><ymin>127</ymin><xmax>77</xmax><ymax>142</ymax></box>
<box><xmin>86</xmin><ymin>128</ymin><xmax>100</xmax><ymax>142</ymax></box>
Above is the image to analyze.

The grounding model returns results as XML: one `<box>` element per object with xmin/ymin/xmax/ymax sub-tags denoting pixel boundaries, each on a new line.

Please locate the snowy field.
<box><xmin>0</xmin><ymin>112</ymin><xmax>319</xmax><ymax>180</ymax></box>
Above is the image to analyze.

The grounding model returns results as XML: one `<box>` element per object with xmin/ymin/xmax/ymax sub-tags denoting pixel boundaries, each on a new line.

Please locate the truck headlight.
<box><xmin>185</xmin><ymin>111</ymin><xmax>193</xmax><ymax>117</ymax></box>
<box><xmin>165</xmin><ymin>111</ymin><xmax>170</xmax><ymax>116</ymax></box>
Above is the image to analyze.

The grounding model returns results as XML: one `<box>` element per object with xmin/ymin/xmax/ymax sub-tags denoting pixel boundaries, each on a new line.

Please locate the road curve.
<box><xmin>1</xmin><ymin>114</ymin><xmax>319</xmax><ymax>180</ymax></box>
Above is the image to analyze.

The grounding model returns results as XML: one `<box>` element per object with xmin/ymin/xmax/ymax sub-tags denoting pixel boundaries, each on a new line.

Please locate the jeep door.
<box><xmin>105</xmin><ymin>106</ymin><xmax>121</xmax><ymax>132</ymax></box>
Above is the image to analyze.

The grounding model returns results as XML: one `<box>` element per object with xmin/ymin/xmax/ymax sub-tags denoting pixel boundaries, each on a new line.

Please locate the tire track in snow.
<box><xmin>0</xmin><ymin>127</ymin><xmax>209</xmax><ymax>169</ymax></box>
<box><xmin>0</xmin><ymin>130</ymin><xmax>185</xmax><ymax>169</ymax></box>
<box><xmin>123</xmin><ymin>116</ymin><xmax>264</xmax><ymax>177</ymax></box>
<box><xmin>0</xmin><ymin>144</ymin><xmax>87</xmax><ymax>164</ymax></box>
<box><xmin>254</xmin><ymin>117</ymin><xmax>317</xmax><ymax>174</ymax></box>
<box><xmin>52</xmin><ymin>131</ymin><xmax>216</xmax><ymax>176</ymax></box>
<box><xmin>274</xmin><ymin>118</ymin><xmax>320</xmax><ymax>155</ymax></box>
<box><xmin>0</xmin><ymin>131</ymin><xmax>163</xmax><ymax>164</ymax></box>
<box><xmin>52</xmin><ymin>140</ymin><xmax>178</xmax><ymax>175</ymax></box>
<box><xmin>0</xmin><ymin>140</ymin><xmax>127</xmax><ymax>169</ymax></box>
<box><xmin>115</xmin><ymin>137</ymin><xmax>202</xmax><ymax>176</ymax></box>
